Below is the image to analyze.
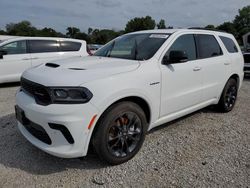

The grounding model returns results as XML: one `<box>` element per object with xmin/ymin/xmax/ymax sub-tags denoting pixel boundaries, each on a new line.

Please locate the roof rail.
<box><xmin>188</xmin><ymin>27</ymin><xmax>228</xmax><ymax>33</ymax></box>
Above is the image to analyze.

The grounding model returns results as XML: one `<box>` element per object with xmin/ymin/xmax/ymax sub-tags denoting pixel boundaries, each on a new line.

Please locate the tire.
<box><xmin>92</xmin><ymin>102</ymin><xmax>148</xmax><ymax>165</ymax></box>
<box><xmin>217</xmin><ymin>79</ymin><xmax>238</xmax><ymax>112</ymax></box>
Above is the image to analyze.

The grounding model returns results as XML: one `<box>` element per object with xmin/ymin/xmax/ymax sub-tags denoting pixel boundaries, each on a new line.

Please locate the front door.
<box><xmin>160</xmin><ymin>34</ymin><xmax>203</xmax><ymax>117</ymax></box>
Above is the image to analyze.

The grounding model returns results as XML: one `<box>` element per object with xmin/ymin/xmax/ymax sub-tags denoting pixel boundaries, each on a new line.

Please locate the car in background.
<box><xmin>244</xmin><ymin>54</ymin><xmax>250</xmax><ymax>74</ymax></box>
<box><xmin>87</xmin><ymin>44</ymin><xmax>103</xmax><ymax>54</ymax></box>
<box><xmin>243</xmin><ymin>32</ymin><xmax>250</xmax><ymax>74</ymax></box>
<box><xmin>0</xmin><ymin>37</ymin><xmax>88</xmax><ymax>84</ymax></box>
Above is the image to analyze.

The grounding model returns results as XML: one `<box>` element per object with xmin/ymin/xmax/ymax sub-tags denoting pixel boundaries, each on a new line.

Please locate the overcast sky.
<box><xmin>0</xmin><ymin>0</ymin><xmax>249</xmax><ymax>33</ymax></box>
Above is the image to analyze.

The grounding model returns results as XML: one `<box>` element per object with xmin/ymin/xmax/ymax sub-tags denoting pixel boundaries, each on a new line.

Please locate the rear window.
<box><xmin>59</xmin><ymin>41</ymin><xmax>81</xmax><ymax>51</ymax></box>
<box><xmin>29</xmin><ymin>40</ymin><xmax>58</xmax><ymax>53</ymax></box>
<box><xmin>196</xmin><ymin>34</ymin><xmax>222</xmax><ymax>59</ymax></box>
<box><xmin>219</xmin><ymin>36</ymin><xmax>238</xmax><ymax>53</ymax></box>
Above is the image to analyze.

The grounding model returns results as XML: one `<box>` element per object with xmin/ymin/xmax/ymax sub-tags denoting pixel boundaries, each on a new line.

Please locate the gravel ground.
<box><xmin>0</xmin><ymin>78</ymin><xmax>249</xmax><ymax>188</ymax></box>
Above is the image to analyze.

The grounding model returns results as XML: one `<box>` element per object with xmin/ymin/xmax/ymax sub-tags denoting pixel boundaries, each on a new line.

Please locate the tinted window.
<box><xmin>247</xmin><ymin>35</ymin><xmax>250</xmax><ymax>43</ymax></box>
<box><xmin>165</xmin><ymin>34</ymin><xmax>196</xmax><ymax>61</ymax></box>
<box><xmin>220</xmin><ymin>36</ymin><xmax>238</xmax><ymax>53</ymax></box>
<box><xmin>0</xmin><ymin>40</ymin><xmax>27</xmax><ymax>55</ymax></box>
<box><xmin>60</xmin><ymin>41</ymin><xmax>81</xmax><ymax>51</ymax></box>
<box><xmin>196</xmin><ymin>34</ymin><xmax>222</xmax><ymax>59</ymax></box>
<box><xmin>29</xmin><ymin>40</ymin><xmax>58</xmax><ymax>53</ymax></box>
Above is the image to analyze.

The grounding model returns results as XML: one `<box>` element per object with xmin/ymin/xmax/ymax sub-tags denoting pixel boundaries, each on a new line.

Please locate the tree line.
<box><xmin>0</xmin><ymin>5</ymin><xmax>249</xmax><ymax>45</ymax></box>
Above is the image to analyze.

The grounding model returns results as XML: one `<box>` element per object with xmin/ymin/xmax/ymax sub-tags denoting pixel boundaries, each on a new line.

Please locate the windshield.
<box><xmin>94</xmin><ymin>33</ymin><xmax>169</xmax><ymax>60</ymax></box>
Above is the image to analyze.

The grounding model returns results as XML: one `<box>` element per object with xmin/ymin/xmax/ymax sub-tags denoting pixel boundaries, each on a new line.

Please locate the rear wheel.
<box><xmin>92</xmin><ymin>102</ymin><xmax>147</xmax><ymax>165</ymax></box>
<box><xmin>217</xmin><ymin>79</ymin><xmax>238</xmax><ymax>112</ymax></box>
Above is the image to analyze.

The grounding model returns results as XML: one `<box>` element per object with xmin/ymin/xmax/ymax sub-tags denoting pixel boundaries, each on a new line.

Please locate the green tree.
<box><xmin>88</xmin><ymin>27</ymin><xmax>93</xmax><ymax>35</ymax></box>
<box><xmin>6</xmin><ymin>21</ymin><xmax>37</xmax><ymax>36</ymax></box>
<box><xmin>90</xmin><ymin>29</ymin><xmax>120</xmax><ymax>44</ymax></box>
<box><xmin>205</xmin><ymin>25</ymin><xmax>216</xmax><ymax>29</ymax></box>
<box><xmin>0</xmin><ymin>29</ymin><xmax>6</xmax><ymax>35</ymax></box>
<box><xmin>125</xmin><ymin>16</ymin><xmax>156</xmax><ymax>33</ymax></box>
<box><xmin>217</xmin><ymin>22</ymin><xmax>237</xmax><ymax>37</ymax></box>
<box><xmin>75</xmin><ymin>32</ymin><xmax>90</xmax><ymax>43</ymax></box>
<box><xmin>66</xmin><ymin>27</ymin><xmax>80</xmax><ymax>38</ymax></box>
<box><xmin>234</xmin><ymin>5</ymin><xmax>250</xmax><ymax>39</ymax></box>
<box><xmin>157</xmin><ymin>19</ymin><xmax>166</xmax><ymax>29</ymax></box>
<box><xmin>38</xmin><ymin>27</ymin><xmax>64</xmax><ymax>37</ymax></box>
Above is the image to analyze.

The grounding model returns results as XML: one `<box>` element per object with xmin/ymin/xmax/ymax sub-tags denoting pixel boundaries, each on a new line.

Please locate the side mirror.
<box><xmin>162</xmin><ymin>50</ymin><xmax>188</xmax><ymax>64</ymax></box>
<box><xmin>0</xmin><ymin>50</ymin><xmax>7</xmax><ymax>59</ymax></box>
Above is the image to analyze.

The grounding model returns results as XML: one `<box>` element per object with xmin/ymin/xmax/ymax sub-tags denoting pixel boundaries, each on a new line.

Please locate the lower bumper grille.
<box><xmin>22</xmin><ymin>121</ymin><xmax>52</xmax><ymax>145</ymax></box>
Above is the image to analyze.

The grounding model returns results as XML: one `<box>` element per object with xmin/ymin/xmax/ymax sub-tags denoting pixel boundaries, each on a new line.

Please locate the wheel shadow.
<box><xmin>0</xmin><ymin>113</ymin><xmax>108</xmax><ymax>175</ymax></box>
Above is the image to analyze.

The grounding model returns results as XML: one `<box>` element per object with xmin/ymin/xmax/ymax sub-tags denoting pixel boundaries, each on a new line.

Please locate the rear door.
<box><xmin>0</xmin><ymin>40</ymin><xmax>31</xmax><ymax>82</ymax></box>
<box><xmin>195</xmin><ymin>34</ymin><xmax>228</xmax><ymax>102</ymax></box>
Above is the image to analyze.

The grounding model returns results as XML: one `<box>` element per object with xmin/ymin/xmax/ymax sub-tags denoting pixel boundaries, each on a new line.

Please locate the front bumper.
<box><xmin>16</xmin><ymin>90</ymin><xmax>99</xmax><ymax>158</ymax></box>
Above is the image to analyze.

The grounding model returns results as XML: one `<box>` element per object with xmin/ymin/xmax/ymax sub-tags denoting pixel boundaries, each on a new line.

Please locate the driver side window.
<box><xmin>0</xmin><ymin>40</ymin><xmax>27</xmax><ymax>55</ymax></box>
<box><xmin>165</xmin><ymin>34</ymin><xmax>197</xmax><ymax>61</ymax></box>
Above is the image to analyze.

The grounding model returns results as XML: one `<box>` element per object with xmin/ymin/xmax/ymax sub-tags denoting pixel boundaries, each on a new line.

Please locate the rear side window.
<box><xmin>219</xmin><ymin>36</ymin><xmax>238</xmax><ymax>53</ymax></box>
<box><xmin>59</xmin><ymin>41</ymin><xmax>81</xmax><ymax>52</ymax></box>
<box><xmin>29</xmin><ymin>40</ymin><xmax>58</xmax><ymax>53</ymax></box>
<box><xmin>196</xmin><ymin>34</ymin><xmax>222</xmax><ymax>59</ymax></box>
<box><xmin>166</xmin><ymin>34</ymin><xmax>196</xmax><ymax>61</ymax></box>
<box><xmin>0</xmin><ymin>40</ymin><xmax>27</xmax><ymax>55</ymax></box>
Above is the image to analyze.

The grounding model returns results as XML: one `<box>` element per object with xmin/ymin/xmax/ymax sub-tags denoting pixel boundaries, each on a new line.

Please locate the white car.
<box><xmin>0</xmin><ymin>37</ymin><xmax>88</xmax><ymax>84</ymax></box>
<box><xmin>88</xmin><ymin>44</ymin><xmax>103</xmax><ymax>54</ymax></box>
<box><xmin>15</xmin><ymin>29</ymin><xmax>244</xmax><ymax>164</ymax></box>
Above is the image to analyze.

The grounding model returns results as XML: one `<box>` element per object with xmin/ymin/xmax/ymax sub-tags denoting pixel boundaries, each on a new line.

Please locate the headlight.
<box><xmin>49</xmin><ymin>87</ymin><xmax>93</xmax><ymax>104</ymax></box>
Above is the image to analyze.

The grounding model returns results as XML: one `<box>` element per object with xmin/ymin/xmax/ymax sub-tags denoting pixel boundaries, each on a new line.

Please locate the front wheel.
<box><xmin>92</xmin><ymin>102</ymin><xmax>148</xmax><ymax>165</ymax></box>
<box><xmin>217</xmin><ymin>79</ymin><xmax>238</xmax><ymax>112</ymax></box>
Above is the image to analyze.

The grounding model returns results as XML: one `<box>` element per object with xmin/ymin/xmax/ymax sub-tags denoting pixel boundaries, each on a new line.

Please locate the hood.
<box><xmin>22</xmin><ymin>56</ymin><xmax>140</xmax><ymax>86</ymax></box>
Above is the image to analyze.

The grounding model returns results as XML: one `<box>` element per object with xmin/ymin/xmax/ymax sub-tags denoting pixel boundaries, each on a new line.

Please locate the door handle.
<box><xmin>193</xmin><ymin>67</ymin><xmax>201</xmax><ymax>71</ymax></box>
<box><xmin>224</xmin><ymin>62</ymin><xmax>230</xmax><ymax>65</ymax></box>
<box><xmin>31</xmin><ymin>57</ymin><xmax>39</xmax><ymax>60</ymax></box>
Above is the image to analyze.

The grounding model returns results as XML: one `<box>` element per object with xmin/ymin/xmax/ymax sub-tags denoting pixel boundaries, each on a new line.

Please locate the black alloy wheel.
<box><xmin>217</xmin><ymin>79</ymin><xmax>238</xmax><ymax>112</ymax></box>
<box><xmin>107</xmin><ymin>112</ymin><xmax>142</xmax><ymax>157</ymax></box>
<box><xmin>92</xmin><ymin>102</ymin><xmax>147</xmax><ymax>165</ymax></box>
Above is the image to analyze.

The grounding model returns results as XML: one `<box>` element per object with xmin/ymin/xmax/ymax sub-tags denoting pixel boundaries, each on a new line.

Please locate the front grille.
<box><xmin>21</xmin><ymin>78</ymin><xmax>51</xmax><ymax>105</ymax></box>
<box><xmin>23</xmin><ymin>120</ymin><xmax>52</xmax><ymax>145</ymax></box>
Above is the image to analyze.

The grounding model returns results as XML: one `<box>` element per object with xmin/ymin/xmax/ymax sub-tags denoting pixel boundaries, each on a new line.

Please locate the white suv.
<box><xmin>0</xmin><ymin>37</ymin><xmax>88</xmax><ymax>84</ymax></box>
<box><xmin>15</xmin><ymin>29</ymin><xmax>244</xmax><ymax>164</ymax></box>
